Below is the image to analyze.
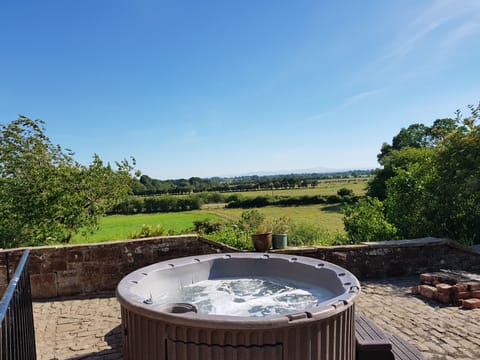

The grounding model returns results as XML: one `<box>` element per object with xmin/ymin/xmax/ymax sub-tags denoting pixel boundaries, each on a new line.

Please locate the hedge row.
<box><xmin>109</xmin><ymin>193</ymin><xmax>359</xmax><ymax>215</ymax></box>
<box><xmin>109</xmin><ymin>195</ymin><xmax>203</xmax><ymax>214</ymax></box>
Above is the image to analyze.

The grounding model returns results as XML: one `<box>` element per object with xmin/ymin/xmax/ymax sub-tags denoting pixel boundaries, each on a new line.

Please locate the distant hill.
<box><xmin>226</xmin><ymin>166</ymin><xmax>342</xmax><ymax>177</ymax></box>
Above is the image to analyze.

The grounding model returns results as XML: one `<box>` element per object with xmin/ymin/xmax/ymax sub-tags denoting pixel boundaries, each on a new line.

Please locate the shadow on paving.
<box><xmin>67</xmin><ymin>326</ymin><xmax>123</xmax><ymax>360</ymax></box>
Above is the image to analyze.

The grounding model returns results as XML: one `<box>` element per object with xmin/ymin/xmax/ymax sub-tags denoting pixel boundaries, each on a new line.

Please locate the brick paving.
<box><xmin>356</xmin><ymin>278</ymin><xmax>480</xmax><ymax>360</ymax></box>
<box><xmin>33</xmin><ymin>296</ymin><xmax>122</xmax><ymax>360</ymax></box>
<box><xmin>33</xmin><ymin>277</ymin><xmax>480</xmax><ymax>360</ymax></box>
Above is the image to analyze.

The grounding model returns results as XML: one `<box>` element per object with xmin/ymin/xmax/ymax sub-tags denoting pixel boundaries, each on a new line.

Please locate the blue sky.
<box><xmin>1</xmin><ymin>1</ymin><xmax>480</xmax><ymax>179</ymax></box>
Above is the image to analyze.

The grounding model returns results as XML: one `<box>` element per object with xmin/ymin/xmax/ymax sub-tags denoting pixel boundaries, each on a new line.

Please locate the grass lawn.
<box><xmin>70</xmin><ymin>211</ymin><xmax>220</xmax><ymax>244</ymax></box>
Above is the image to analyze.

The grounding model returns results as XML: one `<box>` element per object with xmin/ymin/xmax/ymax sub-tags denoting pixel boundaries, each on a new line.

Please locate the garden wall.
<box><xmin>1</xmin><ymin>236</ymin><xmax>479</xmax><ymax>299</ymax></box>
<box><xmin>275</xmin><ymin>238</ymin><xmax>480</xmax><ymax>279</ymax></box>
<box><xmin>0</xmin><ymin>235</ymin><xmax>234</xmax><ymax>299</ymax></box>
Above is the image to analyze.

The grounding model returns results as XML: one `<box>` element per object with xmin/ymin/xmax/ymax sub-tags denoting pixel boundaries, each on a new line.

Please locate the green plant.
<box><xmin>193</xmin><ymin>219</ymin><xmax>224</xmax><ymax>234</ymax></box>
<box><xmin>128</xmin><ymin>224</ymin><xmax>168</xmax><ymax>239</ymax></box>
<box><xmin>238</xmin><ymin>209</ymin><xmax>265</xmax><ymax>233</ymax></box>
<box><xmin>271</xmin><ymin>216</ymin><xmax>289</xmax><ymax>234</ymax></box>
<box><xmin>287</xmin><ymin>222</ymin><xmax>344</xmax><ymax>246</ymax></box>
<box><xmin>255</xmin><ymin>222</ymin><xmax>272</xmax><ymax>234</ymax></box>
<box><xmin>343</xmin><ymin>197</ymin><xmax>397</xmax><ymax>243</ymax></box>
<box><xmin>206</xmin><ymin>224</ymin><xmax>253</xmax><ymax>250</ymax></box>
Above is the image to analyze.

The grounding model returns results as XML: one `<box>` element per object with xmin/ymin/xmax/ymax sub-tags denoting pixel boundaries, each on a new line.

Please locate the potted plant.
<box><xmin>251</xmin><ymin>222</ymin><xmax>272</xmax><ymax>252</ymax></box>
<box><xmin>237</xmin><ymin>210</ymin><xmax>271</xmax><ymax>251</ymax></box>
<box><xmin>272</xmin><ymin>217</ymin><xmax>289</xmax><ymax>249</ymax></box>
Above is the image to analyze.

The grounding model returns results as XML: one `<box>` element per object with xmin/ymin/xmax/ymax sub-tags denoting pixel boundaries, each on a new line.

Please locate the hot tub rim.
<box><xmin>116</xmin><ymin>253</ymin><xmax>360</xmax><ymax>329</ymax></box>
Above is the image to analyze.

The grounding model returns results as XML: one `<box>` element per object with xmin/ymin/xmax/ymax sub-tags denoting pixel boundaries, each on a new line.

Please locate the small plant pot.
<box><xmin>272</xmin><ymin>234</ymin><xmax>288</xmax><ymax>249</ymax></box>
<box><xmin>251</xmin><ymin>232</ymin><xmax>272</xmax><ymax>252</ymax></box>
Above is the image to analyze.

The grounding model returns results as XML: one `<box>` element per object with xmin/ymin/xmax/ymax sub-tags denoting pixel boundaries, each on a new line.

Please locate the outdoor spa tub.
<box><xmin>116</xmin><ymin>253</ymin><xmax>360</xmax><ymax>360</ymax></box>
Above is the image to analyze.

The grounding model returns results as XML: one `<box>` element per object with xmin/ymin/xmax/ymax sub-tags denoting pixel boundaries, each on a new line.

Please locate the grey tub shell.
<box><xmin>117</xmin><ymin>252</ymin><xmax>360</xmax><ymax>360</ymax></box>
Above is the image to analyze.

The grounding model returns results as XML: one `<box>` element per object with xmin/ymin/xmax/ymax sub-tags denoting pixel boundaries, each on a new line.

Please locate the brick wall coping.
<box><xmin>359</xmin><ymin>237</ymin><xmax>447</xmax><ymax>247</ymax></box>
<box><xmin>0</xmin><ymin>234</ymin><xmax>202</xmax><ymax>254</ymax></box>
<box><xmin>271</xmin><ymin>237</ymin><xmax>452</xmax><ymax>254</ymax></box>
<box><xmin>0</xmin><ymin>235</ymin><xmax>467</xmax><ymax>255</ymax></box>
<box><xmin>470</xmin><ymin>244</ymin><xmax>480</xmax><ymax>254</ymax></box>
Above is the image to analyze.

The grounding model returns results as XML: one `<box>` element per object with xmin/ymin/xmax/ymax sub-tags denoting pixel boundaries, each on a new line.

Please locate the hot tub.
<box><xmin>116</xmin><ymin>253</ymin><xmax>360</xmax><ymax>360</ymax></box>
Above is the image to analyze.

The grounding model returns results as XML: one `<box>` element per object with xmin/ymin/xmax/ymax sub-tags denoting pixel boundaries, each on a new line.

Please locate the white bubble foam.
<box><xmin>154</xmin><ymin>277</ymin><xmax>335</xmax><ymax>317</ymax></box>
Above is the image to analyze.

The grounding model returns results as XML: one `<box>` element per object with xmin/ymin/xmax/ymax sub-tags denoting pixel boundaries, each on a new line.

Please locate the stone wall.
<box><xmin>1</xmin><ymin>236</ymin><xmax>479</xmax><ymax>299</ymax></box>
<box><xmin>275</xmin><ymin>238</ymin><xmax>480</xmax><ymax>279</ymax></box>
<box><xmin>0</xmin><ymin>235</ymin><xmax>234</xmax><ymax>299</ymax></box>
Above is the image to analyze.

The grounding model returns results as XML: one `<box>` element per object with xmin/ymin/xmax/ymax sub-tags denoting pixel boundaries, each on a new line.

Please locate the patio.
<box><xmin>33</xmin><ymin>276</ymin><xmax>480</xmax><ymax>360</ymax></box>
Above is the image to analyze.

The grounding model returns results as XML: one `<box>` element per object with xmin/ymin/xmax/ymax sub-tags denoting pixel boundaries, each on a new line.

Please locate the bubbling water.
<box><xmin>155</xmin><ymin>277</ymin><xmax>336</xmax><ymax>317</ymax></box>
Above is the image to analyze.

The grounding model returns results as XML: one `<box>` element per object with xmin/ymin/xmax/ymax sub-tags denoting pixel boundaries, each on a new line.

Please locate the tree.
<box><xmin>367</xmin><ymin>120</ymin><xmax>459</xmax><ymax>199</ymax></box>
<box><xmin>428</xmin><ymin>118</ymin><xmax>460</xmax><ymax>143</ymax></box>
<box><xmin>391</xmin><ymin>123</ymin><xmax>431</xmax><ymax>150</ymax></box>
<box><xmin>384</xmin><ymin>159</ymin><xmax>435</xmax><ymax>239</ymax></box>
<box><xmin>368</xmin><ymin>146</ymin><xmax>433</xmax><ymax>200</ymax></box>
<box><xmin>426</xmin><ymin>107</ymin><xmax>480</xmax><ymax>243</ymax></box>
<box><xmin>364</xmin><ymin>101</ymin><xmax>480</xmax><ymax>244</ymax></box>
<box><xmin>0</xmin><ymin>116</ymin><xmax>134</xmax><ymax>248</ymax></box>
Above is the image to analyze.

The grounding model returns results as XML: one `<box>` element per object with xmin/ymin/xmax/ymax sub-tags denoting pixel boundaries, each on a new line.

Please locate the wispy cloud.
<box><xmin>372</xmin><ymin>1</ymin><xmax>480</xmax><ymax>74</ymax></box>
<box><xmin>303</xmin><ymin>88</ymin><xmax>386</xmax><ymax>123</ymax></box>
<box><xmin>443</xmin><ymin>21</ymin><xmax>480</xmax><ymax>49</ymax></box>
<box><xmin>303</xmin><ymin>111</ymin><xmax>328</xmax><ymax>123</ymax></box>
<box><xmin>343</xmin><ymin>88</ymin><xmax>386</xmax><ymax>107</ymax></box>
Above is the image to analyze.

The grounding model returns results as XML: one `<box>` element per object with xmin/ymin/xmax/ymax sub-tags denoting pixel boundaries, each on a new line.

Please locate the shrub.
<box><xmin>109</xmin><ymin>197</ymin><xmax>144</xmax><ymax>214</ymax></box>
<box><xmin>128</xmin><ymin>224</ymin><xmax>168</xmax><ymax>239</ymax></box>
<box><xmin>271</xmin><ymin>216</ymin><xmax>289</xmax><ymax>234</ymax></box>
<box><xmin>203</xmin><ymin>215</ymin><xmax>349</xmax><ymax>250</ymax></box>
<box><xmin>288</xmin><ymin>222</ymin><xmax>344</xmax><ymax>246</ymax></box>
<box><xmin>326</xmin><ymin>194</ymin><xmax>341</xmax><ymax>204</ymax></box>
<box><xmin>110</xmin><ymin>194</ymin><xmax>203</xmax><ymax>214</ymax></box>
<box><xmin>225</xmin><ymin>194</ymin><xmax>242</xmax><ymax>203</ymax></box>
<box><xmin>238</xmin><ymin>209</ymin><xmax>265</xmax><ymax>233</ymax></box>
<box><xmin>343</xmin><ymin>197</ymin><xmax>397</xmax><ymax>243</ymax></box>
<box><xmin>198</xmin><ymin>192</ymin><xmax>227</xmax><ymax>204</ymax></box>
<box><xmin>193</xmin><ymin>219</ymin><xmax>224</xmax><ymax>234</ymax></box>
<box><xmin>226</xmin><ymin>194</ymin><xmax>345</xmax><ymax>208</ymax></box>
<box><xmin>227</xmin><ymin>196</ymin><xmax>272</xmax><ymax>208</ymax></box>
<box><xmin>337</xmin><ymin>188</ymin><xmax>354</xmax><ymax>197</ymax></box>
<box><xmin>205</xmin><ymin>226</ymin><xmax>253</xmax><ymax>250</ymax></box>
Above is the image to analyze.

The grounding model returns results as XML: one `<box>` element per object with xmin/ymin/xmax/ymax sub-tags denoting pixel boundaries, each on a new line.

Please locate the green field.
<box><xmin>70</xmin><ymin>211</ymin><xmax>220</xmax><ymax>244</ymax></box>
<box><xmin>70</xmin><ymin>205</ymin><xmax>344</xmax><ymax>244</ymax></box>
<box><xmin>205</xmin><ymin>204</ymin><xmax>345</xmax><ymax>232</ymax></box>
<box><xmin>71</xmin><ymin>178</ymin><xmax>364</xmax><ymax>244</ymax></box>
<box><xmin>71</xmin><ymin>204</ymin><xmax>346</xmax><ymax>244</ymax></box>
<box><xmin>229</xmin><ymin>178</ymin><xmax>368</xmax><ymax>198</ymax></box>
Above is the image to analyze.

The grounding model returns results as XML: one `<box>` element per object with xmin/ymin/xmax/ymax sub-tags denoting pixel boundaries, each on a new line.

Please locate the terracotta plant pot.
<box><xmin>251</xmin><ymin>232</ymin><xmax>272</xmax><ymax>252</ymax></box>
